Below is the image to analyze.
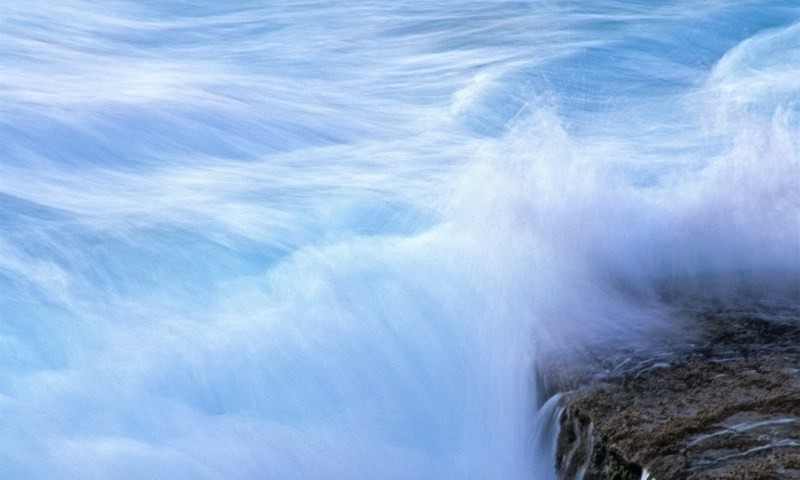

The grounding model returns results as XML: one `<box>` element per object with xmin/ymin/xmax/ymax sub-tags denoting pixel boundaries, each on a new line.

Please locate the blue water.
<box><xmin>1</xmin><ymin>1</ymin><xmax>799</xmax><ymax>478</ymax></box>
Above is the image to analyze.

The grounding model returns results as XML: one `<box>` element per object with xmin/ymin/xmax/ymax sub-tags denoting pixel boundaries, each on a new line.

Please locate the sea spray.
<box><xmin>1</xmin><ymin>1</ymin><xmax>798</xmax><ymax>479</ymax></box>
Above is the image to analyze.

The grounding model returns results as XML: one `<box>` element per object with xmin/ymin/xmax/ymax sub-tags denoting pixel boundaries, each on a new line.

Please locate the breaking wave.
<box><xmin>1</xmin><ymin>1</ymin><xmax>798</xmax><ymax>478</ymax></box>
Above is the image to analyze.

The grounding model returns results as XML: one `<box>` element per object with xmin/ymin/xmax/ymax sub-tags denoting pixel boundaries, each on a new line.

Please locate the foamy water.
<box><xmin>1</xmin><ymin>1</ymin><xmax>798</xmax><ymax>478</ymax></box>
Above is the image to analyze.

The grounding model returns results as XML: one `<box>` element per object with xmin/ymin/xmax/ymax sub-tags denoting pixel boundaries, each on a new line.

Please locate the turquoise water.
<box><xmin>1</xmin><ymin>1</ymin><xmax>798</xmax><ymax>478</ymax></box>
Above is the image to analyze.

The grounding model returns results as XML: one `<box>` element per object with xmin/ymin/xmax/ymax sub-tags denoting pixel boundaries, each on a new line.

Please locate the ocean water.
<box><xmin>1</xmin><ymin>1</ymin><xmax>798</xmax><ymax>478</ymax></box>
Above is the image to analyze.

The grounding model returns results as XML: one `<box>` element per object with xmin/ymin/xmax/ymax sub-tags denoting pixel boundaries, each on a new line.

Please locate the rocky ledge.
<box><xmin>555</xmin><ymin>303</ymin><xmax>800</xmax><ymax>480</ymax></box>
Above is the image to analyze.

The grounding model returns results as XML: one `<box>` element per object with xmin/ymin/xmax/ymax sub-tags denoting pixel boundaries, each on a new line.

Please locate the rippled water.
<box><xmin>1</xmin><ymin>1</ymin><xmax>798</xmax><ymax>478</ymax></box>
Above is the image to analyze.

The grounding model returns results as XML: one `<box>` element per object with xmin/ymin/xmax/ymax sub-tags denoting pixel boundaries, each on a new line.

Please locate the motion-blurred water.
<box><xmin>1</xmin><ymin>1</ymin><xmax>798</xmax><ymax>478</ymax></box>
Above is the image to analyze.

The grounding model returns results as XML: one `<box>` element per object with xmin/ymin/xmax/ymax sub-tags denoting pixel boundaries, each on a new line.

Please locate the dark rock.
<box><xmin>555</xmin><ymin>303</ymin><xmax>800</xmax><ymax>480</ymax></box>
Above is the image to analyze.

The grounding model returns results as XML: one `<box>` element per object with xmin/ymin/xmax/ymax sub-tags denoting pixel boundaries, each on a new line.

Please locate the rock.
<box><xmin>555</xmin><ymin>303</ymin><xmax>800</xmax><ymax>480</ymax></box>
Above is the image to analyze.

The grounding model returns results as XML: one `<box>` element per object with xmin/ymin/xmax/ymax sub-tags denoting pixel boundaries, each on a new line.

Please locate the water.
<box><xmin>1</xmin><ymin>1</ymin><xmax>798</xmax><ymax>478</ymax></box>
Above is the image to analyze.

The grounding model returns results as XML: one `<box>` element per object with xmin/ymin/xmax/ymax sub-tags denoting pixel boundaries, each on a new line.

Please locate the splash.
<box><xmin>1</xmin><ymin>1</ymin><xmax>798</xmax><ymax>478</ymax></box>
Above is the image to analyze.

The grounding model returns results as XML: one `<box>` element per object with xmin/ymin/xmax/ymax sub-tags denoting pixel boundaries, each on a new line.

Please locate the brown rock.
<box><xmin>555</xmin><ymin>303</ymin><xmax>800</xmax><ymax>480</ymax></box>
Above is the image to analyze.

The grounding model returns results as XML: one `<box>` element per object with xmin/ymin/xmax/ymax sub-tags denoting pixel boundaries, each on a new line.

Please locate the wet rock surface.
<box><xmin>555</xmin><ymin>303</ymin><xmax>800</xmax><ymax>480</ymax></box>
